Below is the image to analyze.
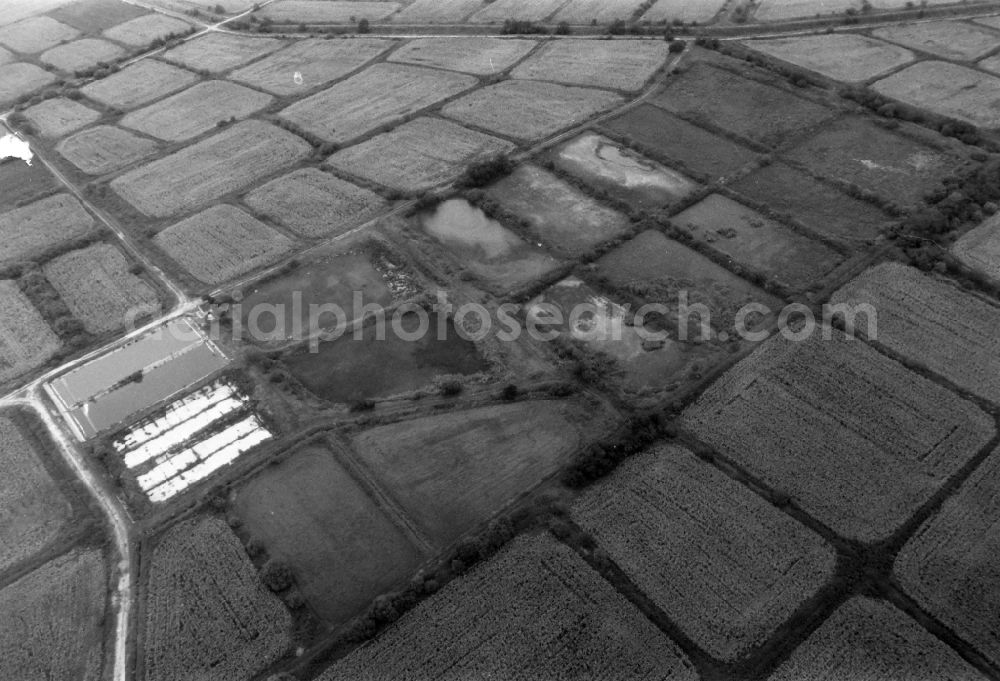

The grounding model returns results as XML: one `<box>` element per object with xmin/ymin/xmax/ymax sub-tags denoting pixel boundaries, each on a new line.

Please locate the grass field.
<box><xmin>953</xmin><ymin>212</ymin><xmax>1000</xmax><ymax>286</ymax></box>
<box><xmin>120</xmin><ymin>80</ymin><xmax>272</xmax><ymax>142</ymax></box>
<box><xmin>744</xmin><ymin>34</ymin><xmax>914</xmax><ymax>83</ymax></box>
<box><xmin>873</xmin><ymin>61</ymin><xmax>1000</xmax><ymax>129</ymax></box>
<box><xmin>552</xmin><ymin>0</ymin><xmax>648</xmax><ymax>23</ymax></box>
<box><xmin>443</xmin><ymin>80</ymin><xmax>623</xmax><ymax>141</ymax></box>
<box><xmin>468</xmin><ymin>0</ymin><xmax>565</xmax><ymax>23</ymax></box>
<box><xmin>0</xmin><ymin>193</ymin><xmax>96</xmax><ymax>268</ymax></box>
<box><xmin>393</xmin><ymin>0</ymin><xmax>487</xmax><ymax>23</ymax></box>
<box><xmin>681</xmin><ymin>331</ymin><xmax>994</xmax><ymax>541</ymax></box>
<box><xmin>57</xmin><ymin>125</ymin><xmax>159</xmax><ymax>175</ymax></box>
<box><xmin>81</xmin><ymin>59</ymin><xmax>198</xmax><ymax>111</ymax></box>
<box><xmin>388</xmin><ymin>36</ymin><xmax>535</xmax><ymax>75</ymax></box>
<box><xmin>255</xmin><ymin>1</ymin><xmax>401</xmax><ymax>23</ymax></box>
<box><xmin>154</xmin><ymin>204</ymin><xmax>295</xmax><ymax>285</ymax></box>
<box><xmin>512</xmin><ymin>39</ymin><xmax>669</xmax><ymax>92</ymax></box>
<box><xmin>872</xmin><ymin>20</ymin><xmax>1000</xmax><ymax>60</ymax></box>
<box><xmin>234</xmin><ymin>443</ymin><xmax>424</xmax><ymax>624</ymax></box>
<box><xmin>0</xmin><ymin>63</ymin><xmax>57</xmax><ymax>107</ymax></box>
<box><xmin>573</xmin><ymin>444</ymin><xmax>835</xmax><ymax>660</ymax></box>
<box><xmin>280</xmin><ymin>63</ymin><xmax>477</xmax><ymax>145</ymax></box>
<box><xmin>23</xmin><ymin>97</ymin><xmax>100</xmax><ymax>138</ymax></box>
<box><xmin>161</xmin><ymin>32</ymin><xmax>285</xmax><ymax>74</ymax></box>
<box><xmin>321</xmin><ymin>534</ymin><xmax>697</xmax><ymax>681</ymax></box>
<box><xmin>0</xmin><ymin>549</ymin><xmax>107</xmax><ymax>681</ymax></box>
<box><xmin>140</xmin><ymin>517</ymin><xmax>291</xmax><ymax>681</ymax></box>
<box><xmin>0</xmin><ymin>155</ymin><xmax>60</xmax><ymax>211</ymax></box>
<box><xmin>111</xmin><ymin>120</ymin><xmax>311</xmax><ymax>218</ymax></box>
<box><xmin>40</xmin><ymin>38</ymin><xmax>124</xmax><ymax>73</ymax></box>
<box><xmin>326</xmin><ymin>116</ymin><xmax>514</xmax><ymax>193</ymax></box>
<box><xmin>0</xmin><ymin>16</ymin><xmax>78</xmax><ymax>53</ymax></box>
<box><xmin>641</xmin><ymin>0</ymin><xmax>726</xmax><ymax>22</ymax></box>
<box><xmin>102</xmin><ymin>13</ymin><xmax>191</xmax><ymax>47</ymax></box>
<box><xmin>0</xmin><ymin>280</ymin><xmax>61</xmax><ymax>384</ymax></box>
<box><xmin>43</xmin><ymin>242</ymin><xmax>160</xmax><ymax>334</ymax></box>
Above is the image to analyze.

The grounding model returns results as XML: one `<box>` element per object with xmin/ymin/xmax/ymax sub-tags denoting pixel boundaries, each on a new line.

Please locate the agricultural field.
<box><xmin>229</xmin><ymin>37</ymin><xmax>393</xmax><ymax>96</ymax></box>
<box><xmin>120</xmin><ymin>80</ymin><xmax>273</xmax><ymax>142</ymax></box>
<box><xmin>57</xmin><ymin>125</ymin><xmax>159</xmax><ymax>175</ymax></box>
<box><xmin>280</xmin><ymin>63</ymin><xmax>477</xmax><ymax>145</ymax></box>
<box><xmin>754</xmin><ymin>0</ymin><xmax>960</xmax><ymax>22</ymax></box>
<box><xmin>484</xmin><ymin>164</ymin><xmax>632</xmax><ymax>256</ymax></box>
<box><xmin>0</xmin><ymin>47</ymin><xmax>10</xmax><ymax>64</ymax></box>
<box><xmin>393</xmin><ymin>0</ymin><xmax>487</xmax><ymax>23</ymax></box>
<box><xmin>351</xmin><ymin>401</ymin><xmax>604</xmax><ymax>546</ymax></box>
<box><xmin>234</xmin><ymin>443</ymin><xmax>425</xmax><ymax>624</ymax></box>
<box><xmin>0</xmin><ymin>15</ymin><xmax>78</xmax><ymax>54</ymax></box>
<box><xmin>22</xmin><ymin>97</ymin><xmax>100</xmax><ymax>138</ymax></box>
<box><xmin>326</xmin><ymin>117</ymin><xmax>514</xmax><ymax>193</ymax></box>
<box><xmin>0</xmin><ymin>549</ymin><xmax>107</xmax><ymax>681</ymax></box>
<box><xmin>681</xmin><ymin>331</ymin><xmax>994</xmax><ymax>541</ymax></box>
<box><xmin>953</xmin><ymin>212</ymin><xmax>1000</xmax><ymax>285</ymax></box>
<box><xmin>0</xmin><ymin>193</ymin><xmax>96</xmax><ymax>268</ymax></box>
<box><xmin>641</xmin><ymin>0</ymin><xmax>726</xmax><ymax>22</ymax></box>
<box><xmin>671</xmin><ymin>193</ymin><xmax>844</xmax><ymax>290</ymax></box>
<box><xmin>243</xmin><ymin>168</ymin><xmax>386</xmax><ymax>239</ymax></box>
<box><xmin>511</xmin><ymin>39</ymin><xmax>670</xmax><ymax>92</ymax></box>
<box><xmin>0</xmin><ymin>281</ymin><xmax>62</xmax><ymax>384</ymax></box>
<box><xmin>552</xmin><ymin>0</ymin><xmax>647</xmax><ymax>24</ymax></box>
<box><xmin>43</xmin><ymin>242</ymin><xmax>160</xmax><ymax>334</ymax></box>
<box><xmin>111</xmin><ymin>120</ymin><xmax>311</xmax><ymax>218</ymax></box>
<box><xmin>468</xmin><ymin>0</ymin><xmax>566</xmax><ymax>23</ymax></box>
<box><xmin>602</xmin><ymin>104</ymin><xmax>759</xmax><ymax>179</ymax></box>
<box><xmin>770</xmin><ymin>597</ymin><xmax>984</xmax><ymax>680</ymax></box>
<box><xmin>153</xmin><ymin>204</ymin><xmax>295</xmax><ymax>285</ymax></box>
<box><xmin>161</xmin><ymin>32</ymin><xmax>285</xmax><ymax>74</ymax></box>
<box><xmin>744</xmin><ymin>34</ymin><xmax>914</xmax><ymax>83</ymax></box>
<box><xmin>255</xmin><ymin>1</ymin><xmax>402</xmax><ymax>23</ymax></box>
<box><xmin>40</xmin><ymin>38</ymin><xmax>124</xmax><ymax>73</ymax></box>
<box><xmin>653</xmin><ymin>62</ymin><xmax>833</xmax><ymax>148</ymax></box>
<box><xmin>388</xmin><ymin>36</ymin><xmax>535</xmax><ymax>75</ymax></box>
<box><xmin>0</xmin><ymin>63</ymin><xmax>57</xmax><ymax>107</ymax></box>
<box><xmin>831</xmin><ymin>262</ymin><xmax>1000</xmax><ymax>404</ymax></box>
<box><xmin>0</xmin><ymin>152</ymin><xmax>60</xmax><ymax>211</ymax></box>
<box><xmin>321</xmin><ymin>534</ymin><xmax>698</xmax><ymax>681</ymax></box>
<box><xmin>140</xmin><ymin>517</ymin><xmax>291</xmax><ymax>681</ymax></box>
<box><xmin>872</xmin><ymin>20</ymin><xmax>1000</xmax><ymax>60</ymax></box>
<box><xmin>873</xmin><ymin>61</ymin><xmax>1000</xmax><ymax>129</ymax></box>
<box><xmin>573</xmin><ymin>445</ymin><xmax>835</xmax><ymax>660</ymax></box>
<box><xmin>102</xmin><ymin>13</ymin><xmax>192</xmax><ymax>47</ymax></box>
<box><xmin>49</xmin><ymin>0</ymin><xmax>149</xmax><ymax>32</ymax></box>
<box><xmin>443</xmin><ymin>80</ymin><xmax>623</xmax><ymax>142</ymax></box>
<box><xmin>80</xmin><ymin>59</ymin><xmax>198</xmax><ymax>111</ymax></box>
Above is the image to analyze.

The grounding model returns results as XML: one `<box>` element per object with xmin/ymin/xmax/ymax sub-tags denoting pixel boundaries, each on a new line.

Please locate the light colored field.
<box><xmin>744</xmin><ymin>34</ymin><xmax>914</xmax><ymax>83</ymax></box>
<box><xmin>280</xmin><ymin>63</ymin><xmax>476</xmax><ymax>144</ymax></box>
<box><xmin>574</xmin><ymin>444</ymin><xmax>835</xmax><ymax>660</ymax></box>
<box><xmin>161</xmin><ymin>32</ymin><xmax>284</xmax><ymax>74</ymax></box>
<box><xmin>44</xmin><ymin>243</ymin><xmax>160</xmax><ymax>334</ymax></box>
<box><xmin>255</xmin><ymin>1</ymin><xmax>401</xmax><ymax>23</ymax></box>
<box><xmin>229</xmin><ymin>37</ymin><xmax>392</xmax><ymax>96</ymax></box>
<box><xmin>831</xmin><ymin>262</ymin><xmax>1000</xmax><ymax>405</ymax></box>
<box><xmin>111</xmin><ymin>120</ymin><xmax>311</xmax><ymax>218</ymax></box>
<box><xmin>641</xmin><ymin>0</ymin><xmax>726</xmax><ymax>22</ymax></box>
<box><xmin>468</xmin><ymin>0</ymin><xmax>565</xmax><ymax>23</ymax></box>
<box><xmin>0</xmin><ymin>16</ymin><xmax>78</xmax><ymax>54</ymax></box>
<box><xmin>0</xmin><ymin>194</ymin><xmax>96</xmax><ymax>268</ymax></box>
<box><xmin>0</xmin><ymin>549</ymin><xmax>107</xmax><ymax>681</ymax></box>
<box><xmin>0</xmin><ymin>280</ymin><xmax>61</xmax><ymax>384</ymax></box>
<box><xmin>141</xmin><ymin>517</ymin><xmax>291</xmax><ymax>681</ymax></box>
<box><xmin>0</xmin><ymin>47</ymin><xmax>10</xmax><ymax>65</ymax></box>
<box><xmin>513</xmin><ymin>39</ymin><xmax>669</xmax><ymax>92</ymax></box>
<box><xmin>0</xmin><ymin>63</ymin><xmax>57</xmax><ymax>106</ymax></box>
<box><xmin>681</xmin><ymin>331</ymin><xmax>994</xmax><ymax>541</ymax></box>
<box><xmin>771</xmin><ymin>597</ymin><xmax>984</xmax><ymax>680</ymax></box>
<box><xmin>320</xmin><ymin>534</ymin><xmax>698</xmax><ymax>681</ymax></box>
<box><xmin>22</xmin><ymin>97</ymin><xmax>100</xmax><ymax>138</ymax></box>
<box><xmin>0</xmin><ymin>1</ymin><xmax>81</xmax><ymax>29</ymax></box>
<box><xmin>155</xmin><ymin>204</ymin><xmax>294</xmax><ymax>285</ymax></box>
<box><xmin>121</xmin><ymin>80</ymin><xmax>272</xmax><ymax>142</ymax></box>
<box><xmin>326</xmin><ymin>116</ymin><xmax>514</xmax><ymax>192</ymax></box>
<box><xmin>953</xmin><ymin>213</ymin><xmax>1000</xmax><ymax>285</ymax></box>
<box><xmin>103</xmin><ymin>13</ymin><xmax>192</xmax><ymax>47</ymax></box>
<box><xmin>57</xmin><ymin>125</ymin><xmax>159</xmax><ymax>175</ymax></box>
<box><xmin>41</xmin><ymin>38</ymin><xmax>125</xmax><ymax>74</ymax></box>
<box><xmin>757</xmin><ymin>0</ymin><xmax>961</xmax><ymax>20</ymax></box>
<box><xmin>143</xmin><ymin>0</ymin><xmax>257</xmax><ymax>11</ymax></box>
<box><xmin>388</xmin><ymin>36</ymin><xmax>535</xmax><ymax>75</ymax></box>
<box><xmin>553</xmin><ymin>0</ymin><xmax>646</xmax><ymax>23</ymax></box>
<box><xmin>394</xmin><ymin>0</ymin><xmax>485</xmax><ymax>22</ymax></box>
<box><xmin>873</xmin><ymin>20</ymin><xmax>1000</xmax><ymax>60</ymax></box>
<box><xmin>81</xmin><ymin>59</ymin><xmax>198</xmax><ymax>110</ymax></box>
<box><xmin>874</xmin><ymin>61</ymin><xmax>1000</xmax><ymax>128</ymax></box>
<box><xmin>443</xmin><ymin>80</ymin><xmax>623</xmax><ymax>141</ymax></box>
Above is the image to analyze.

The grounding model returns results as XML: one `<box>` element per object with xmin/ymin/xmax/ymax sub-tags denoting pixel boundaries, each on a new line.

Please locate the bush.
<box><xmin>555</xmin><ymin>21</ymin><xmax>571</xmax><ymax>34</ymax></box>
<box><xmin>668</xmin><ymin>39</ymin><xmax>686</xmax><ymax>53</ymax></box>
<box><xmin>439</xmin><ymin>380</ymin><xmax>463</xmax><ymax>397</ymax></box>
<box><xmin>358</xmin><ymin>18</ymin><xmax>370</xmax><ymax>33</ymax></box>
<box><xmin>500</xmin><ymin>384</ymin><xmax>518</xmax><ymax>401</ymax></box>
<box><xmin>260</xmin><ymin>559</ymin><xmax>294</xmax><ymax>592</ymax></box>
<box><xmin>455</xmin><ymin>154</ymin><xmax>514</xmax><ymax>188</ymax></box>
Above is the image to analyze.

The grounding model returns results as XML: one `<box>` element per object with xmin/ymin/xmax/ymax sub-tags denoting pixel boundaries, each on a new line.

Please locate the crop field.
<box><xmin>0</xmin><ymin>153</ymin><xmax>60</xmax><ymax>211</ymax></box>
<box><xmin>102</xmin><ymin>13</ymin><xmax>192</xmax><ymax>47</ymax></box>
<box><xmin>161</xmin><ymin>33</ymin><xmax>285</xmax><ymax>74</ymax></box>
<box><xmin>23</xmin><ymin>97</ymin><xmax>100</xmax><ymax>139</ymax></box>
<box><xmin>641</xmin><ymin>0</ymin><xmax>726</xmax><ymax>22</ymax></box>
<box><xmin>573</xmin><ymin>445</ymin><xmax>835</xmax><ymax>660</ymax></box>
<box><xmin>235</xmin><ymin>443</ymin><xmax>425</xmax><ymax>624</ymax></box>
<box><xmin>512</xmin><ymin>39</ymin><xmax>669</xmax><ymax>92</ymax></box>
<box><xmin>326</xmin><ymin>116</ymin><xmax>514</xmax><ymax>193</ymax></box>
<box><xmin>321</xmin><ymin>534</ymin><xmax>698</xmax><ymax>681</ymax></box>
<box><xmin>681</xmin><ymin>331</ymin><xmax>994</xmax><ymax>541</ymax></box>
<box><xmin>468</xmin><ymin>0</ymin><xmax>566</xmax><ymax>23</ymax></box>
<box><xmin>831</xmin><ymin>263</ymin><xmax>1000</xmax><ymax>405</ymax></box>
<box><xmin>81</xmin><ymin>59</ymin><xmax>198</xmax><ymax>111</ymax></box>
<box><xmin>744</xmin><ymin>34</ymin><xmax>914</xmax><ymax>83</ymax></box>
<box><xmin>485</xmin><ymin>164</ymin><xmax>631</xmax><ymax>256</ymax></box>
<box><xmin>873</xmin><ymin>61</ymin><xmax>1000</xmax><ymax>129</ymax></box>
<box><xmin>785</xmin><ymin>116</ymin><xmax>956</xmax><ymax>207</ymax></box>
<box><xmin>140</xmin><ymin>517</ymin><xmax>291</xmax><ymax>681</ymax></box>
<box><xmin>731</xmin><ymin>162</ymin><xmax>888</xmax><ymax>243</ymax></box>
<box><xmin>57</xmin><ymin>125</ymin><xmax>159</xmax><ymax>175</ymax></box>
<box><xmin>0</xmin><ymin>63</ymin><xmax>57</xmax><ymax>106</ymax></box>
<box><xmin>43</xmin><ymin>243</ymin><xmax>160</xmax><ymax>334</ymax></box>
<box><xmin>388</xmin><ymin>36</ymin><xmax>535</xmax><ymax>75</ymax></box>
<box><xmin>255</xmin><ymin>1</ymin><xmax>402</xmax><ymax>23</ymax></box>
<box><xmin>243</xmin><ymin>168</ymin><xmax>386</xmax><ymax>239</ymax></box>
<box><xmin>653</xmin><ymin>62</ymin><xmax>833</xmax><ymax>148</ymax></box>
<box><xmin>153</xmin><ymin>205</ymin><xmax>295</xmax><ymax>285</ymax></box>
<box><xmin>0</xmin><ymin>47</ymin><xmax>10</xmax><ymax>64</ymax></box>
<box><xmin>0</xmin><ymin>549</ymin><xmax>107</xmax><ymax>681</ymax></box>
<box><xmin>0</xmin><ymin>16</ymin><xmax>78</xmax><ymax>54</ymax></box>
<box><xmin>280</xmin><ymin>63</ymin><xmax>477</xmax><ymax>145</ymax></box>
<box><xmin>443</xmin><ymin>80</ymin><xmax>623</xmax><ymax>142</ymax></box>
<box><xmin>671</xmin><ymin>194</ymin><xmax>843</xmax><ymax>290</ymax></box>
<box><xmin>40</xmin><ymin>38</ymin><xmax>124</xmax><ymax>74</ymax></box>
<box><xmin>120</xmin><ymin>80</ymin><xmax>273</xmax><ymax>142</ymax></box>
<box><xmin>872</xmin><ymin>20</ymin><xmax>1000</xmax><ymax>61</ymax></box>
<box><xmin>552</xmin><ymin>0</ymin><xmax>648</xmax><ymax>24</ymax></box>
<box><xmin>352</xmin><ymin>401</ymin><xmax>603</xmax><ymax>547</ymax></box>
<box><xmin>229</xmin><ymin>37</ymin><xmax>393</xmax><ymax>96</ymax></box>
<box><xmin>770</xmin><ymin>597</ymin><xmax>983</xmax><ymax>680</ymax></box>
<box><xmin>111</xmin><ymin>120</ymin><xmax>311</xmax><ymax>218</ymax></box>
<box><xmin>754</xmin><ymin>0</ymin><xmax>858</xmax><ymax>20</ymax></box>
<box><xmin>953</xmin><ymin>212</ymin><xmax>1000</xmax><ymax>285</ymax></box>
<box><xmin>0</xmin><ymin>194</ymin><xmax>96</xmax><ymax>269</ymax></box>
<box><xmin>49</xmin><ymin>0</ymin><xmax>149</xmax><ymax>32</ymax></box>
<box><xmin>602</xmin><ymin>104</ymin><xmax>758</xmax><ymax>179</ymax></box>
<box><xmin>393</xmin><ymin>0</ymin><xmax>487</xmax><ymax>23</ymax></box>
<box><xmin>0</xmin><ymin>281</ymin><xmax>62</xmax><ymax>384</ymax></box>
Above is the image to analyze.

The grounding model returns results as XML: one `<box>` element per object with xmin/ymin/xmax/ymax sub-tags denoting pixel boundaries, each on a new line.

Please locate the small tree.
<box><xmin>260</xmin><ymin>559</ymin><xmax>293</xmax><ymax>592</ymax></box>
<box><xmin>358</xmin><ymin>17</ymin><xmax>370</xmax><ymax>33</ymax></box>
